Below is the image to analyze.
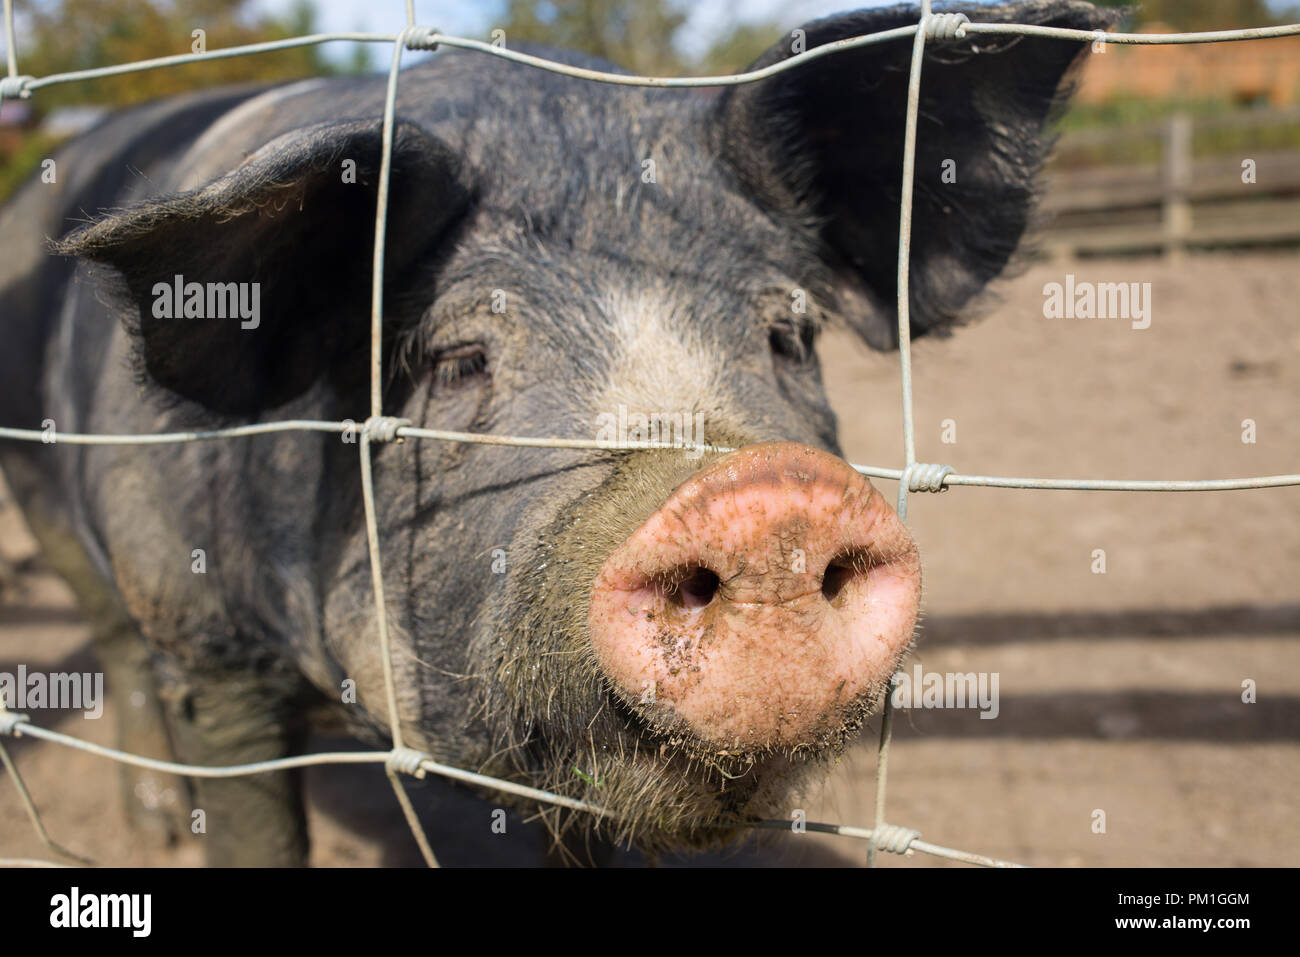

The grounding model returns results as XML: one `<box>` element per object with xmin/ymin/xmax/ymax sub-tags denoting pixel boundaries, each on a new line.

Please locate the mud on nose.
<box><xmin>588</xmin><ymin>442</ymin><xmax>921</xmax><ymax>752</ymax></box>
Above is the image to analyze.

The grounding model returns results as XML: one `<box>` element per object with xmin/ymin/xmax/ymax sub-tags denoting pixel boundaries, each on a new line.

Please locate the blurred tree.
<box><xmin>695</xmin><ymin>20</ymin><xmax>783</xmax><ymax>75</ymax></box>
<box><xmin>496</xmin><ymin>0</ymin><xmax>687</xmax><ymax>75</ymax></box>
<box><xmin>1091</xmin><ymin>0</ymin><xmax>1298</xmax><ymax>31</ymax></box>
<box><xmin>17</xmin><ymin>0</ymin><xmax>335</xmax><ymax>109</ymax></box>
<box><xmin>344</xmin><ymin>29</ymin><xmax>373</xmax><ymax>75</ymax></box>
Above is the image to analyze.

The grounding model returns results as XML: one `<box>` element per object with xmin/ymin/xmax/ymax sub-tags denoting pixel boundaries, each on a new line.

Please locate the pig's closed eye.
<box><xmin>432</xmin><ymin>343</ymin><xmax>488</xmax><ymax>388</ymax></box>
<box><xmin>768</xmin><ymin>318</ymin><xmax>816</xmax><ymax>364</ymax></box>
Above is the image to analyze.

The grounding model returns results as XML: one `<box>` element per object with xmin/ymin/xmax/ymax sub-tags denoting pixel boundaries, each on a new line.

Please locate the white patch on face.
<box><xmin>594</xmin><ymin>287</ymin><xmax>723</xmax><ymax>421</ymax></box>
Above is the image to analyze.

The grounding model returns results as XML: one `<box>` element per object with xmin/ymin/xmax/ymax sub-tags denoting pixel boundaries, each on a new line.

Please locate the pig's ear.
<box><xmin>57</xmin><ymin>118</ymin><xmax>467</xmax><ymax>414</ymax></box>
<box><xmin>715</xmin><ymin>2</ymin><xmax>1119</xmax><ymax>348</ymax></box>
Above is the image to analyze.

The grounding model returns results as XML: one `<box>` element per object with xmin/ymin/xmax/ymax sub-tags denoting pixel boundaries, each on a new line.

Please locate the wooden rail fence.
<box><xmin>1038</xmin><ymin>107</ymin><xmax>1300</xmax><ymax>258</ymax></box>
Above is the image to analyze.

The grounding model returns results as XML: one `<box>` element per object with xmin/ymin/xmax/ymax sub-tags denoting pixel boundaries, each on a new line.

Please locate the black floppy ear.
<box><xmin>58</xmin><ymin>118</ymin><xmax>468</xmax><ymax>414</ymax></box>
<box><xmin>716</xmin><ymin>1</ymin><xmax>1121</xmax><ymax>349</ymax></box>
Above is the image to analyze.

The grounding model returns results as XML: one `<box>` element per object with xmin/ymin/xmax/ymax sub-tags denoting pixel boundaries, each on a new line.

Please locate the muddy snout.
<box><xmin>588</xmin><ymin>442</ymin><xmax>921</xmax><ymax>753</ymax></box>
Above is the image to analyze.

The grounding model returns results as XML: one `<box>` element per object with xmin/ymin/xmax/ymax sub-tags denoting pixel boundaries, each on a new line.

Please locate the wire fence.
<box><xmin>1</xmin><ymin>0</ymin><xmax>1298</xmax><ymax>869</ymax></box>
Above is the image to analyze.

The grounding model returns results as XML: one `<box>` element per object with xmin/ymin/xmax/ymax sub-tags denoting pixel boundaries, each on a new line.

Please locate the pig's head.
<box><xmin>61</xmin><ymin>2</ymin><xmax>1115</xmax><ymax>854</ymax></box>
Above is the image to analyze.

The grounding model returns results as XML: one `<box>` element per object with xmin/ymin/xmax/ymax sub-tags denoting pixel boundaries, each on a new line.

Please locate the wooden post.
<box><xmin>1163</xmin><ymin>113</ymin><xmax>1192</xmax><ymax>259</ymax></box>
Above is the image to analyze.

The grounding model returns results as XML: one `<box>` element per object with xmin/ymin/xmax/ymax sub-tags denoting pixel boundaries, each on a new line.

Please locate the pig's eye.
<box><xmin>432</xmin><ymin>343</ymin><xmax>488</xmax><ymax>387</ymax></box>
<box><xmin>769</xmin><ymin>318</ymin><xmax>816</xmax><ymax>364</ymax></box>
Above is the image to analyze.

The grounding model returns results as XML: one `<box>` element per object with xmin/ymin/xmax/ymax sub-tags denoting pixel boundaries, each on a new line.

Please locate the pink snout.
<box><xmin>588</xmin><ymin>442</ymin><xmax>921</xmax><ymax>752</ymax></box>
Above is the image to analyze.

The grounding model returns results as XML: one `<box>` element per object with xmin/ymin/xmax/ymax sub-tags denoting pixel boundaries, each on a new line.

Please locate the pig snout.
<box><xmin>588</xmin><ymin>442</ymin><xmax>921</xmax><ymax>752</ymax></box>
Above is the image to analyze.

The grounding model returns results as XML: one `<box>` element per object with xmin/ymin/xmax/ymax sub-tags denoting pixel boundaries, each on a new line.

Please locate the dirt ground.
<box><xmin>1</xmin><ymin>250</ymin><xmax>1297</xmax><ymax>867</ymax></box>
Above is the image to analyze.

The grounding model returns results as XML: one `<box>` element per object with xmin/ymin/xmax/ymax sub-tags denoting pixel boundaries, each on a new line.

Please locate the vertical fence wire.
<box><xmin>868</xmin><ymin>0</ymin><xmax>932</xmax><ymax>870</ymax></box>
<box><xmin>357</xmin><ymin>30</ymin><xmax>439</xmax><ymax>868</ymax></box>
<box><xmin>0</xmin><ymin>733</ymin><xmax>92</xmax><ymax>865</ymax></box>
<box><xmin>2</xmin><ymin>0</ymin><xmax>16</xmax><ymax>79</ymax></box>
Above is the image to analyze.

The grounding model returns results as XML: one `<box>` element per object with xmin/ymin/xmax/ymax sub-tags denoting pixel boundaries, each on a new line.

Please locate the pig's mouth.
<box><xmin>545</xmin><ymin>674</ymin><xmax>901</xmax><ymax>853</ymax></box>
<box><xmin>475</xmin><ymin>442</ymin><xmax>919</xmax><ymax>853</ymax></box>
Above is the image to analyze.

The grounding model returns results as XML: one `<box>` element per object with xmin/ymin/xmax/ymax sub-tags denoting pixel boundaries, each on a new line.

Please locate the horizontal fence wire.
<box><xmin>1</xmin><ymin>1</ymin><xmax>1297</xmax><ymax>869</ymax></box>
<box><xmin>0</xmin><ymin>425</ymin><xmax>1295</xmax><ymax>492</ymax></box>
<box><xmin>6</xmin><ymin>20</ymin><xmax>1300</xmax><ymax>100</ymax></box>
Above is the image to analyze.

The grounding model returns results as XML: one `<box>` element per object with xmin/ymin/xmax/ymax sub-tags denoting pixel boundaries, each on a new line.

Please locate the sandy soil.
<box><xmin>1</xmin><ymin>250</ymin><xmax>1297</xmax><ymax>867</ymax></box>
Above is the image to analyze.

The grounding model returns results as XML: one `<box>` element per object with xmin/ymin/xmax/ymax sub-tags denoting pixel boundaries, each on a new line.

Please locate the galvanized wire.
<box><xmin>869</xmin><ymin>0</ymin><xmax>936</xmax><ymax>869</ymax></box>
<box><xmin>0</xmin><ymin>424</ymin><xmax>1292</xmax><ymax>491</ymax></box>
<box><xmin>2</xmin><ymin>0</ymin><xmax>16</xmax><ymax>79</ymax></box>
<box><xmin>2</xmin><ymin>21</ymin><xmax>1300</xmax><ymax>102</ymax></box>
<box><xmin>1</xmin><ymin>7</ymin><xmax>1298</xmax><ymax>871</ymax></box>
<box><xmin>0</xmin><ymin>729</ymin><xmax>94</xmax><ymax>865</ymax></box>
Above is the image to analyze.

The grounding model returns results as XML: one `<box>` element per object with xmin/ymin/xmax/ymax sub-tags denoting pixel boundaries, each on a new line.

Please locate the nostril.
<box><xmin>668</xmin><ymin>566</ymin><xmax>720</xmax><ymax>610</ymax></box>
<box><xmin>821</xmin><ymin>554</ymin><xmax>864</xmax><ymax>608</ymax></box>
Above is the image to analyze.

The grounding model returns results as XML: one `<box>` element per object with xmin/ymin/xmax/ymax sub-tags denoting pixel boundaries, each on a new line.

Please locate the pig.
<box><xmin>0</xmin><ymin>2</ymin><xmax>1116</xmax><ymax>865</ymax></box>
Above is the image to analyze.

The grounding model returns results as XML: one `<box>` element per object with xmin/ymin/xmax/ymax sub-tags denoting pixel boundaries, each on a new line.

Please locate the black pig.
<box><xmin>0</xmin><ymin>2</ymin><xmax>1115</xmax><ymax>864</ymax></box>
